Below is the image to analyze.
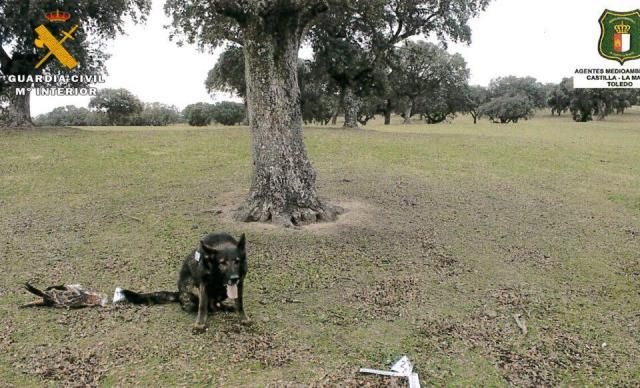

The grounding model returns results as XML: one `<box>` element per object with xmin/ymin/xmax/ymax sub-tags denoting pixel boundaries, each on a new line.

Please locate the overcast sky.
<box><xmin>31</xmin><ymin>0</ymin><xmax>640</xmax><ymax>116</ymax></box>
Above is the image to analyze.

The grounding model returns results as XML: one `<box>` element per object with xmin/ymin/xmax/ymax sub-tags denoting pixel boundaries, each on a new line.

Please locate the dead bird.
<box><xmin>21</xmin><ymin>283</ymin><xmax>108</xmax><ymax>308</ymax></box>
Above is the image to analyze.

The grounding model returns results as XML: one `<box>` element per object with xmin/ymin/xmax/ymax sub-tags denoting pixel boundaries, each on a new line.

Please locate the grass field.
<box><xmin>1</xmin><ymin>111</ymin><xmax>639</xmax><ymax>386</ymax></box>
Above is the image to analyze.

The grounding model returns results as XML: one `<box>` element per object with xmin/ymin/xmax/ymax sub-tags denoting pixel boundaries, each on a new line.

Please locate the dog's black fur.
<box><xmin>116</xmin><ymin>232</ymin><xmax>248</xmax><ymax>333</ymax></box>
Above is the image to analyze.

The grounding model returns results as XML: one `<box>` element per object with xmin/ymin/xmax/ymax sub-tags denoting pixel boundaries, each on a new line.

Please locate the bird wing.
<box><xmin>24</xmin><ymin>283</ymin><xmax>54</xmax><ymax>305</ymax></box>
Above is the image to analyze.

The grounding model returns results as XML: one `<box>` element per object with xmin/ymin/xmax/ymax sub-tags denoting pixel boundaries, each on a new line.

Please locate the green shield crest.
<box><xmin>599</xmin><ymin>10</ymin><xmax>640</xmax><ymax>65</ymax></box>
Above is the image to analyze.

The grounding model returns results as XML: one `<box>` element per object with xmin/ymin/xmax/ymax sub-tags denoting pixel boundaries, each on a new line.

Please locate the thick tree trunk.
<box><xmin>342</xmin><ymin>86</ymin><xmax>360</xmax><ymax>128</ymax></box>
<box><xmin>5</xmin><ymin>88</ymin><xmax>33</xmax><ymax>128</ymax></box>
<box><xmin>236</xmin><ymin>20</ymin><xmax>341</xmax><ymax>227</ymax></box>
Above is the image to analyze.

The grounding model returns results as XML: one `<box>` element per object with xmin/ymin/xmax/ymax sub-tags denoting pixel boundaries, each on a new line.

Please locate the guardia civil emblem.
<box><xmin>599</xmin><ymin>10</ymin><xmax>640</xmax><ymax>65</ymax></box>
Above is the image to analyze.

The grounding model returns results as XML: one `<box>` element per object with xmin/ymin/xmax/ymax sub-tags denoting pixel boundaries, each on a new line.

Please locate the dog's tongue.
<box><xmin>226</xmin><ymin>284</ymin><xmax>238</xmax><ymax>300</ymax></box>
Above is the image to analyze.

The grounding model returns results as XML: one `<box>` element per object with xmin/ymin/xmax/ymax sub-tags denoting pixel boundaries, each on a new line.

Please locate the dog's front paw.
<box><xmin>192</xmin><ymin>324</ymin><xmax>207</xmax><ymax>335</ymax></box>
<box><xmin>240</xmin><ymin>314</ymin><xmax>252</xmax><ymax>326</ymax></box>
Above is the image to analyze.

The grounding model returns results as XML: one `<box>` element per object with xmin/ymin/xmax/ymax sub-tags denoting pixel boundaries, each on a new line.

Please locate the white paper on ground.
<box><xmin>359</xmin><ymin>356</ymin><xmax>420</xmax><ymax>388</ymax></box>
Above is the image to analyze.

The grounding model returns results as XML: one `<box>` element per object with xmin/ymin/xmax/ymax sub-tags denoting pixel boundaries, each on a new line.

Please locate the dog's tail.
<box><xmin>112</xmin><ymin>288</ymin><xmax>179</xmax><ymax>305</ymax></box>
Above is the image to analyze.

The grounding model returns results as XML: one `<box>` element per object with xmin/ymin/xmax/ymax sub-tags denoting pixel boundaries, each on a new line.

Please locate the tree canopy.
<box><xmin>488</xmin><ymin>76</ymin><xmax>547</xmax><ymax>109</ymax></box>
<box><xmin>465</xmin><ymin>85</ymin><xmax>490</xmax><ymax>124</ymax></box>
<box><xmin>205</xmin><ymin>45</ymin><xmax>246</xmax><ymax>100</ymax></box>
<box><xmin>389</xmin><ymin>40</ymin><xmax>470</xmax><ymax>124</ymax></box>
<box><xmin>89</xmin><ymin>88</ymin><xmax>143</xmax><ymax>125</ymax></box>
<box><xmin>478</xmin><ymin>94</ymin><xmax>535</xmax><ymax>124</ymax></box>
<box><xmin>547</xmin><ymin>78</ymin><xmax>572</xmax><ymax>116</ymax></box>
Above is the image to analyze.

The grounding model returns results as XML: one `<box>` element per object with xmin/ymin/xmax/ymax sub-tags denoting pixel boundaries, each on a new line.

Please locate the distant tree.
<box><xmin>478</xmin><ymin>95</ymin><xmax>535</xmax><ymax>123</ymax></box>
<box><xmin>0</xmin><ymin>0</ymin><xmax>150</xmax><ymax>128</ymax></box>
<box><xmin>378</xmin><ymin>97</ymin><xmax>395</xmax><ymax>125</ymax></box>
<box><xmin>183</xmin><ymin>102</ymin><xmax>213</xmax><ymax>126</ymax></box>
<box><xmin>89</xmin><ymin>89</ymin><xmax>143</xmax><ymax>126</ymax></box>
<box><xmin>611</xmin><ymin>90</ymin><xmax>637</xmax><ymax>114</ymax></box>
<box><xmin>34</xmin><ymin>105</ymin><xmax>92</xmax><ymax>126</ymax></box>
<box><xmin>415</xmin><ymin>79</ymin><xmax>469</xmax><ymax>124</ymax></box>
<box><xmin>569</xmin><ymin>88</ymin><xmax>616</xmax><ymax>122</ymax></box>
<box><xmin>465</xmin><ymin>85</ymin><xmax>490</xmax><ymax>124</ymax></box>
<box><xmin>563</xmin><ymin>79</ymin><xmax>636</xmax><ymax>122</ymax></box>
<box><xmin>547</xmin><ymin>78</ymin><xmax>572</xmax><ymax>116</ymax></box>
<box><xmin>299</xmin><ymin>60</ymin><xmax>338</xmax><ymax>125</ymax></box>
<box><xmin>133</xmin><ymin>102</ymin><xmax>181</xmax><ymax>126</ymax></box>
<box><xmin>489</xmin><ymin>76</ymin><xmax>547</xmax><ymax>109</ymax></box>
<box><xmin>357</xmin><ymin>95</ymin><xmax>387</xmax><ymax>126</ymax></box>
<box><xmin>569</xmin><ymin>88</ymin><xmax>598</xmax><ymax>122</ymax></box>
<box><xmin>391</xmin><ymin>41</ymin><xmax>443</xmax><ymax>124</ymax></box>
<box><xmin>85</xmin><ymin>112</ymin><xmax>110</xmax><ymax>126</ymax></box>
<box><xmin>310</xmin><ymin>9</ymin><xmax>377</xmax><ymax>128</ymax></box>
<box><xmin>389</xmin><ymin>41</ymin><xmax>469</xmax><ymax>124</ymax></box>
<box><xmin>311</xmin><ymin>0</ymin><xmax>491</xmax><ymax>128</ymax></box>
<box><xmin>210</xmin><ymin>101</ymin><xmax>245</xmax><ymax>125</ymax></box>
<box><xmin>34</xmin><ymin>105</ymin><xmax>133</xmax><ymax>126</ymax></box>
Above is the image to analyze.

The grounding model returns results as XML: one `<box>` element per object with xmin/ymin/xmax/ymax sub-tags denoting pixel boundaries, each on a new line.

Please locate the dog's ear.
<box><xmin>237</xmin><ymin>233</ymin><xmax>246</xmax><ymax>256</ymax></box>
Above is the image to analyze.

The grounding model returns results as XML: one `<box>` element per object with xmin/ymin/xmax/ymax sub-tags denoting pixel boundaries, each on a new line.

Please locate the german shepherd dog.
<box><xmin>113</xmin><ymin>232</ymin><xmax>248</xmax><ymax>334</ymax></box>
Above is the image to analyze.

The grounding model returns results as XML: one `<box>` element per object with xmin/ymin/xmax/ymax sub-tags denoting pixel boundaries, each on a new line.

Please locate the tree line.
<box><xmin>32</xmin><ymin>71</ymin><xmax>639</xmax><ymax>128</ymax></box>
<box><xmin>34</xmin><ymin>88</ymin><xmax>246</xmax><ymax>127</ymax></box>
<box><xmin>210</xmin><ymin>43</ymin><xmax>640</xmax><ymax>126</ymax></box>
<box><xmin>35</xmin><ymin>62</ymin><xmax>639</xmax><ymax>130</ymax></box>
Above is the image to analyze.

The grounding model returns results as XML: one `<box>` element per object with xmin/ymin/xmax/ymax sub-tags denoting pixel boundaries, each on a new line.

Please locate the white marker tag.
<box><xmin>194</xmin><ymin>251</ymin><xmax>201</xmax><ymax>262</ymax></box>
<box><xmin>391</xmin><ymin>356</ymin><xmax>413</xmax><ymax>374</ymax></box>
<box><xmin>360</xmin><ymin>356</ymin><xmax>420</xmax><ymax>388</ymax></box>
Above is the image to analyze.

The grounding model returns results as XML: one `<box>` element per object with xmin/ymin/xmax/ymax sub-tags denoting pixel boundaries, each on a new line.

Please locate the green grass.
<box><xmin>1</xmin><ymin>110</ymin><xmax>639</xmax><ymax>386</ymax></box>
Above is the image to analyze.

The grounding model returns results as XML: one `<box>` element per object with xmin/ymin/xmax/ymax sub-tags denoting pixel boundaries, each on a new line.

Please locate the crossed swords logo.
<box><xmin>34</xmin><ymin>24</ymin><xmax>79</xmax><ymax>69</ymax></box>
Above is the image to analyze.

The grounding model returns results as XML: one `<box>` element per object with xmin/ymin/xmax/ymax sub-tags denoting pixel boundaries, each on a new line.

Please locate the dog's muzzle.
<box><xmin>228</xmin><ymin>275</ymin><xmax>240</xmax><ymax>285</ymax></box>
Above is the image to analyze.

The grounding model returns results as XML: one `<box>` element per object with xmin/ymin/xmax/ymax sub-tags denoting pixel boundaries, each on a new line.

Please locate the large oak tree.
<box><xmin>166</xmin><ymin>0</ymin><xmax>339</xmax><ymax>227</ymax></box>
<box><xmin>0</xmin><ymin>0</ymin><xmax>150</xmax><ymax>128</ymax></box>
<box><xmin>165</xmin><ymin>0</ymin><xmax>491</xmax><ymax>226</ymax></box>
